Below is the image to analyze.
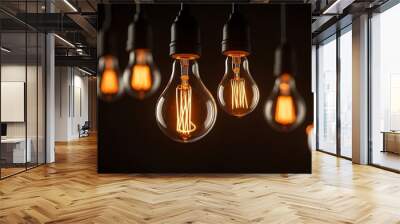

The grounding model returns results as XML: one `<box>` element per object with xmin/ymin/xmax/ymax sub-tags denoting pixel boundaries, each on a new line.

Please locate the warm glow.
<box><xmin>100</xmin><ymin>68</ymin><xmax>119</xmax><ymax>94</ymax></box>
<box><xmin>230</xmin><ymin>55</ymin><xmax>248</xmax><ymax>111</ymax></box>
<box><xmin>231</xmin><ymin>77</ymin><xmax>248</xmax><ymax>110</ymax></box>
<box><xmin>131</xmin><ymin>65</ymin><xmax>152</xmax><ymax>91</ymax></box>
<box><xmin>275</xmin><ymin>95</ymin><xmax>296</xmax><ymax>125</ymax></box>
<box><xmin>306</xmin><ymin>123</ymin><xmax>314</xmax><ymax>135</ymax></box>
<box><xmin>176</xmin><ymin>75</ymin><xmax>196</xmax><ymax>140</ymax></box>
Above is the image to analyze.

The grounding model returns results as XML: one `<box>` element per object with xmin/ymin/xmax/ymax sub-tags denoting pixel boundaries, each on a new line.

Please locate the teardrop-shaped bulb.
<box><xmin>217</xmin><ymin>55</ymin><xmax>259</xmax><ymax>117</ymax></box>
<box><xmin>264</xmin><ymin>73</ymin><xmax>306</xmax><ymax>132</ymax></box>
<box><xmin>123</xmin><ymin>49</ymin><xmax>161</xmax><ymax>99</ymax></box>
<box><xmin>98</xmin><ymin>55</ymin><xmax>122</xmax><ymax>102</ymax></box>
<box><xmin>155</xmin><ymin>58</ymin><xmax>217</xmax><ymax>143</ymax></box>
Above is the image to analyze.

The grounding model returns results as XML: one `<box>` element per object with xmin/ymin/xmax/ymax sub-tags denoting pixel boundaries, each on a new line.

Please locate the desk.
<box><xmin>381</xmin><ymin>131</ymin><xmax>400</xmax><ymax>154</ymax></box>
<box><xmin>1</xmin><ymin>138</ymin><xmax>31</xmax><ymax>163</ymax></box>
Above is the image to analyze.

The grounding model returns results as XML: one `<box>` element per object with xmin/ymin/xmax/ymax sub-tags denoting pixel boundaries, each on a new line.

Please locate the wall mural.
<box><xmin>97</xmin><ymin>4</ymin><xmax>312</xmax><ymax>173</ymax></box>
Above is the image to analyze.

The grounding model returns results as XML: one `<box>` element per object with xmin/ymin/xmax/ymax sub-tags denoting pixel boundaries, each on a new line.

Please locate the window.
<box><xmin>316</xmin><ymin>25</ymin><xmax>353</xmax><ymax>159</ymax></box>
<box><xmin>317</xmin><ymin>36</ymin><xmax>337</xmax><ymax>154</ymax></box>
<box><xmin>339</xmin><ymin>28</ymin><xmax>352</xmax><ymax>158</ymax></box>
<box><xmin>370</xmin><ymin>2</ymin><xmax>400</xmax><ymax>171</ymax></box>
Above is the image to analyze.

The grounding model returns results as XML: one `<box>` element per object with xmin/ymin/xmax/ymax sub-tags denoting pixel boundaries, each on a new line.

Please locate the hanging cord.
<box><xmin>232</xmin><ymin>3</ymin><xmax>235</xmax><ymax>13</ymax></box>
<box><xmin>180</xmin><ymin>2</ymin><xmax>184</xmax><ymax>11</ymax></box>
<box><xmin>135</xmin><ymin>0</ymin><xmax>140</xmax><ymax>14</ymax></box>
<box><xmin>280</xmin><ymin>4</ymin><xmax>287</xmax><ymax>44</ymax></box>
<box><xmin>103</xmin><ymin>4</ymin><xmax>112</xmax><ymax>32</ymax></box>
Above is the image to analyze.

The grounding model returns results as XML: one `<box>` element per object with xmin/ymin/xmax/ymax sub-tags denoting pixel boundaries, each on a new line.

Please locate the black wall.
<box><xmin>98</xmin><ymin>4</ymin><xmax>312</xmax><ymax>173</ymax></box>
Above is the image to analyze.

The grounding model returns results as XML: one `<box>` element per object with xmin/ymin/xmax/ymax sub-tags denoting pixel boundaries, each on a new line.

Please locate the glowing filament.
<box><xmin>131</xmin><ymin>65</ymin><xmax>152</xmax><ymax>91</ymax></box>
<box><xmin>275</xmin><ymin>95</ymin><xmax>296</xmax><ymax>125</ymax></box>
<box><xmin>231</xmin><ymin>78</ymin><xmax>248</xmax><ymax>110</ymax></box>
<box><xmin>176</xmin><ymin>79</ymin><xmax>196</xmax><ymax>140</ymax></box>
<box><xmin>100</xmin><ymin>69</ymin><xmax>119</xmax><ymax>94</ymax></box>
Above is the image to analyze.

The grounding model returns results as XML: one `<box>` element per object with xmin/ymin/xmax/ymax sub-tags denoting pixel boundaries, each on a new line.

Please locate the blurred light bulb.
<box><xmin>264</xmin><ymin>73</ymin><xmax>305</xmax><ymax>132</ymax></box>
<box><xmin>156</xmin><ymin>57</ymin><xmax>217</xmax><ymax>143</ymax></box>
<box><xmin>123</xmin><ymin>49</ymin><xmax>160</xmax><ymax>99</ymax></box>
<box><xmin>98</xmin><ymin>55</ymin><xmax>121</xmax><ymax>101</ymax></box>
<box><xmin>217</xmin><ymin>53</ymin><xmax>259</xmax><ymax>117</ymax></box>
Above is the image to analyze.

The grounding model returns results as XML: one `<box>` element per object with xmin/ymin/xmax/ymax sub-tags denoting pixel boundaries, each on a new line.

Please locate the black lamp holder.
<box><xmin>221</xmin><ymin>3</ymin><xmax>251</xmax><ymax>56</ymax></box>
<box><xmin>126</xmin><ymin>3</ymin><xmax>152</xmax><ymax>51</ymax></box>
<box><xmin>274</xmin><ymin>4</ymin><xmax>296</xmax><ymax>77</ymax></box>
<box><xmin>169</xmin><ymin>3</ymin><xmax>201</xmax><ymax>58</ymax></box>
<box><xmin>99</xmin><ymin>4</ymin><xmax>118</xmax><ymax>57</ymax></box>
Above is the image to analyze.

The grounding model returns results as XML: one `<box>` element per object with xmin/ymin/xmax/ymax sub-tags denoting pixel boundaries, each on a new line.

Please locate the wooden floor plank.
<box><xmin>0</xmin><ymin>135</ymin><xmax>400</xmax><ymax>223</ymax></box>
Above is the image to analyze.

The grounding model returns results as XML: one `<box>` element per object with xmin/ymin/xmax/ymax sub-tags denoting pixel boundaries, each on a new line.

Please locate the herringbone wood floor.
<box><xmin>1</xmin><ymin>135</ymin><xmax>400</xmax><ymax>224</ymax></box>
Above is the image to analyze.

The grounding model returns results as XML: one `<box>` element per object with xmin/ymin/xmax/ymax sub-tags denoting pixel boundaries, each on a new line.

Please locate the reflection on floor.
<box><xmin>373</xmin><ymin>150</ymin><xmax>400</xmax><ymax>171</ymax></box>
<box><xmin>0</xmin><ymin>162</ymin><xmax>41</xmax><ymax>178</ymax></box>
<box><xmin>0</xmin><ymin>135</ymin><xmax>400</xmax><ymax>223</ymax></box>
<box><xmin>0</xmin><ymin>167</ymin><xmax>25</xmax><ymax>178</ymax></box>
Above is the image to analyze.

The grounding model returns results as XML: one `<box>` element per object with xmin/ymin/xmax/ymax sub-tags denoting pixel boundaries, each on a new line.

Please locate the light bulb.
<box><xmin>98</xmin><ymin>55</ymin><xmax>121</xmax><ymax>101</ymax></box>
<box><xmin>155</xmin><ymin>57</ymin><xmax>217</xmax><ymax>143</ymax></box>
<box><xmin>123</xmin><ymin>49</ymin><xmax>161</xmax><ymax>99</ymax></box>
<box><xmin>264</xmin><ymin>73</ymin><xmax>305</xmax><ymax>132</ymax></box>
<box><xmin>217</xmin><ymin>53</ymin><xmax>259</xmax><ymax>117</ymax></box>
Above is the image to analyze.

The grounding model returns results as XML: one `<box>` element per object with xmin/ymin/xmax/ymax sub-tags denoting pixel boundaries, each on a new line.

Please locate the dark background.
<box><xmin>97</xmin><ymin>4</ymin><xmax>312</xmax><ymax>173</ymax></box>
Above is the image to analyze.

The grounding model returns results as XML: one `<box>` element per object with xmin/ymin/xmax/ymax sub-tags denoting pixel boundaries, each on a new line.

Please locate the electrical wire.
<box><xmin>281</xmin><ymin>4</ymin><xmax>287</xmax><ymax>44</ymax></box>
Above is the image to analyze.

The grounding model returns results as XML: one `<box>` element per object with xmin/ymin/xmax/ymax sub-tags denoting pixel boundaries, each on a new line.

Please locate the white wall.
<box><xmin>1</xmin><ymin>63</ymin><xmax>46</xmax><ymax>164</ymax></box>
<box><xmin>1</xmin><ymin>65</ymin><xmax>39</xmax><ymax>137</ymax></box>
<box><xmin>55</xmin><ymin>67</ymin><xmax>89</xmax><ymax>141</ymax></box>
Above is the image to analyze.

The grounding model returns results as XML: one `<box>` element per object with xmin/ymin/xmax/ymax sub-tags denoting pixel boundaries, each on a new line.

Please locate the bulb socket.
<box><xmin>221</xmin><ymin>9</ymin><xmax>251</xmax><ymax>56</ymax></box>
<box><xmin>169</xmin><ymin>6</ymin><xmax>201</xmax><ymax>59</ymax></box>
<box><xmin>126</xmin><ymin>9</ymin><xmax>152</xmax><ymax>51</ymax></box>
<box><xmin>98</xmin><ymin>28</ymin><xmax>119</xmax><ymax>57</ymax></box>
<box><xmin>274</xmin><ymin>42</ymin><xmax>296</xmax><ymax>77</ymax></box>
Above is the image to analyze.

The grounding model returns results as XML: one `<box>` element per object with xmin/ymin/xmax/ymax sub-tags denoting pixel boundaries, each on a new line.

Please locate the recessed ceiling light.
<box><xmin>323</xmin><ymin>0</ymin><xmax>354</xmax><ymax>15</ymax></box>
<box><xmin>1</xmin><ymin>47</ymin><xmax>11</xmax><ymax>53</ymax></box>
<box><xmin>63</xmin><ymin>0</ymin><xmax>78</xmax><ymax>12</ymax></box>
<box><xmin>54</xmin><ymin>34</ymin><xmax>75</xmax><ymax>48</ymax></box>
<box><xmin>77</xmin><ymin>67</ymin><xmax>93</xmax><ymax>76</ymax></box>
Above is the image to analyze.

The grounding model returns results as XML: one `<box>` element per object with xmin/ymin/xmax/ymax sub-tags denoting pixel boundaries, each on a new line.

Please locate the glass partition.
<box><xmin>0</xmin><ymin>1</ymin><xmax>46</xmax><ymax>179</ymax></box>
<box><xmin>1</xmin><ymin>31</ymin><xmax>28</xmax><ymax>177</ymax></box>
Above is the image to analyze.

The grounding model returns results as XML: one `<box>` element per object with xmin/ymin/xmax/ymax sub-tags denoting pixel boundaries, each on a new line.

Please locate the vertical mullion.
<box><xmin>44</xmin><ymin>0</ymin><xmax>47</xmax><ymax>164</ymax></box>
<box><xmin>367</xmin><ymin>11</ymin><xmax>373</xmax><ymax>165</ymax></box>
<box><xmin>0</xmin><ymin>19</ymin><xmax>2</xmax><ymax>179</ymax></box>
<box><xmin>336</xmin><ymin>29</ymin><xmax>341</xmax><ymax>157</ymax></box>
<box><xmin>36</xmin><ymin>0</ymin><xmax>39</xmax><ymax>167</ymax></box>
<box><xmin>316</xmin><ymin>44</ymin><xmax>320</xmax><ymax>151</ymax></box>
<box><xmin>25</xmin><ymin>0</ymin><xmax>28</xmax><ymax>171</ymax></box>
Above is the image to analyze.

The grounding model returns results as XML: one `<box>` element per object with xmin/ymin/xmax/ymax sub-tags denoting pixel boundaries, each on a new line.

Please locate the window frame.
<box><xmin>315</xmin><ymin>24</ymin><xmax>353</xmax><ymax>160</ymax></box>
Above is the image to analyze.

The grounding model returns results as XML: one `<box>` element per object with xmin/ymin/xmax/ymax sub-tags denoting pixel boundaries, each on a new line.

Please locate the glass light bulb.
<box><xmin>217</xmin><ymin>54</ymin><xmax>259</xmax><ymax>117</ymax></box>
<box><xmin>155</xmin><ymin>58</ymin><xmax>217</xmax><ymax>143</ymax></box>
<box><xmin>98</xmin><ymin>55</ymin><xmax>121</xmax><ymax>102</ymax></box>
<box><xmin>264</xmin><ymin>73</ymin><xmax>306</xmax><ymax>132</ymax></box>
<box><xmin>123</xmin><ymin>49</ymin><xmax>161</xmax><ymax>99</ymax></box>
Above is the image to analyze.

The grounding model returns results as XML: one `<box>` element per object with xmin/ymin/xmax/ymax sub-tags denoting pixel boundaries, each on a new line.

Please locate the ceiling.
<box><xmin>0</xmin><ymin>0</ymin><xmax>390</xmax><ymax>71</ymax></box>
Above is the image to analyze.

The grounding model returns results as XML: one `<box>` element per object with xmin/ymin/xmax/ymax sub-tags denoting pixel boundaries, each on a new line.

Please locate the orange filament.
<box><xmin>274</xmin><ymin>76</ymin><xmax>296</xmax><ymax>125</ymax></box>
<box><xmin>275</xmin><ymin>95</ymin><xmax>296</xmax><ymax>125</ymax></box>
<box><xmin>231</xmin><ymin>77</ymin><xmax>248</xmax><ymax>110</ymax></box>
<box><xmin>176</xmin><ymin>75</ymin><xmax>196</xmax><ymax>140</ymax></box>
<box><xmin>100</xmin><ymin>68</ymin><xmax>119</xmax><ymax>94</ymax></box>
<box><xmin>131</xmin><ymin>65</ymin><xmax>152</xmax><ymax>91</ymax></box>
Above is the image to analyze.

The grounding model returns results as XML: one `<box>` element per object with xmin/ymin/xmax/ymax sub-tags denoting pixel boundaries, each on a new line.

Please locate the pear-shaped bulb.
<box><xmin>98</xmin><ymin>55</ymin><xmax>121</xmax><ymax>102</ymax></box>
<box><xmin>123</xmin><ymin>49</ymin><xmax>161</xmax><ymax>99</ymax></box>
<box><xmin>264</xmin><ymin>73</ymin><xmax>306</xmax><ymax>132</ymax></box>
<box><xmin>155</xmin><ymin>58</ymin><xmax>217</xmax><ymax>143</ymax></box>
<box><xmin>217</xmin><ymin>54</ymin><xmax>259</xmax><ymax>117</ymax></box>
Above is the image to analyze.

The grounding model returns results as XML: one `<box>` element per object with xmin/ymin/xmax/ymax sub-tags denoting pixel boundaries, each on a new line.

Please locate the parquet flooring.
<box><xmin>1</xmin><ymin>135</ymin><xmax>400</xmax><ymax>223</ymax></box>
